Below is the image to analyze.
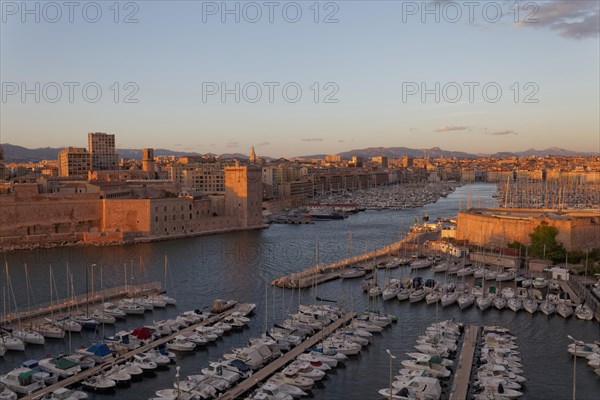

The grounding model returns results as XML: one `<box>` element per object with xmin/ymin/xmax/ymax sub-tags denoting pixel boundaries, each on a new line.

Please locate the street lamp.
<box><xmin>386</xmin><ymin>349</ymin><xmax>396</xmax><ymax>400</ymax></box>
<box><xmin>567</xmin><ymin>335</ymin><xmax>583</xmax><ymax>400</ymax></box>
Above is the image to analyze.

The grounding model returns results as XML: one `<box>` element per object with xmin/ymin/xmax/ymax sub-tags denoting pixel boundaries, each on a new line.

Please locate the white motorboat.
<box><xmin>400</xmin><ymin>358</ymin><xmax>451</xmax><ymax>378</ymax></box>
<box><xmin>441</xmin><ymin>291</ymin><xmax>459</xmax><ymax>307</ymax></box>
<box><xmin>202</xmin><ymin>361</ymin><xmax>240</xmax><ymax>385</ymax></box>
<box><xmin>425</xmin><ymin>291</ymin><xmax>441</xmax><ymax>305</ymax></box>
<box><xmin>397</xmin><ymin>287</ymin><xmax>411</xmax><ymax>301</ymax></box>
<box><xmin>0</xmin><ymin>335</ymin><xmax>24</xmax><ymax>351</ymax></box>
<box><xmin>474</xmin><ymin>385</ymin><xmax>523</xmax><ymax>399</ymax></box>
<box><xmin>496</xmin><ymin>270</ymin><xmax>516</xmax><ymax>282</ymax></box>
<box><xmin>71</xmin><ymin>314</ymin><xmax>99</xmax><ymax>330</ymax></box>
<box><xmin>12</xmin><ymin>328</ymin><xmax>45</xmax><ymax>345</ymax></box>
<box><xmin>557</xmin><ymin>302</ymin><xmax>573</xmax><ymax>318</ymax></box>
<box><xmin>121</xmin><ymin>362</ymin><xmax>144</xmax><ymax>381</ymax></box>
<box><xmin>270</xmin><ymin>372</ymin><xmax>314</xmax><ymax>391</ymax></box>
<box><xmin>409</xmin><ymin>289</ymin><xmax>426</xmax><ymax>303</ymax></box>
<box><xmin>102</xmin><ymin>303</ymin><xmax>127</xmax><ymax>318</ymax></box>
<box><xmin>82</xmin><ymin>374</ymin><xmax>116</xmax><ymax>392</ymax></box>
<box><xmin>458</xmin><ymin>293</ymin><xmax>475</xmax><ymax>309</ymax></box>
<box><xmin>539</xmin><ymin>300</ymin><xmax>555</xmax><ymax>316</ymax></box>
<box><xmin>118</xmin><ymin>301</ymin><xmax>145</xmax><ymax>315</ymax></box>
<box><xmin>39</xmin><ymin>356</ymin><xmax>81</xmax><ymax>378</ymax></box>
<box><xmin>0</xmin><ymin>387</ymin><xmax>17</xmax><ymax>400</ymax></box>
<box><xmin>340</xmin><ymin>268</ymin><xmax>366</xmax><ymax>279</ymax></box>
<box><xmin>432</xmin><ymin>262</ymin><xmax>450</xmax><ymax>273</ymax></box>
<box><xmin>0</xmin><ymin>367</ymin><xmax>46</xmax><ymax>395</ymax></box>
<box><xmin>410</xmin><ymin>260</ymin><xmax>432</xmax><ymax>270</ymax></box>
<box><xmin>106</xmin><ymin>365</ymin><xmax>131</xmax><ymax>388</ymax></box>
<box><xmin>519</xmin><ymin>296</ymin><xmax>535</xmax><ymax>313</ymax></box>
<box><xmin>90</xmin><ymin>310</ymin><xmax>116</xmax><ymax>324</ymax></box>
<box><xmin>493</xmin><ymin>296</ymin><xmax>507</xmax><ymax>310</ymax></box>
<box><xmin>386</xmin><ymin>376</ymin><xmax>442</xmax><ymax>400</ymax></box>
<box><xmin>264</xmin><ymin>379</ymin><xmax>307</xmax><ymax>398</ymax></box>
<box><xmin>297</xmin><ymin>351</ymin><xmax>340</xmax><ymax>368</ymax></box>
<box><xmin>282</xmin><ymin>361</ymin><xmax>325</xmax><ymax>381</ymax></box>
<box><xmin>532</xmin><ymin>277</ymin><xmax>548</xmax><ymax>289</ymax></box>
<box><xmin>575</xmin><ymin>304</ymin><xmax>594</xmax><ymax>320</ymax></box>
<box><xmin>32</xmin><ymin>323</ymin><xmax>65</xmax><ymax>339</ymax></box>
<box><xmin>132</xmin><ymin>353</ymin><xmax>158</xmax><ymax>373</ymax></box>
<box><xmin>456</xmin><ymin>267</ymin><xmax>474</xmax><ymax>277</ymax></box>
<box><xmin>250</xmin><ymin>383</ymin><xmax>293</xmax><ymax>400</ymax></box>
<box><xmin>46</xmin><ymin>387</ymin><xmax>88</xmax><ymax>399</ymax></box>
<box><xmin>477</xmin><ymin>296</ymin><xmax>493</xmax><ymax>311</ymax></box>
<box><xmin>52</xmin><ymin>317</ymin><xmax>82</xmax><ymax>332</ymax></box>
<box><xmin>382</xmin><ymin>285</ymin><xmax>400</xmax><ymax>301</ymax></box>
<box><xmin>167</xmin><ymin>336</ymin><xmax>196</xmax><ymax>352</ymax></box>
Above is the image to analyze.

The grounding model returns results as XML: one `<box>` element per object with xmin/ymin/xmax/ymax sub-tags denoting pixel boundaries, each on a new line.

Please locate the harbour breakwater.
<box><xmin>271</xmin><ymin>231</ymin><xmax>438</xmax><ymax>289</ymax></box>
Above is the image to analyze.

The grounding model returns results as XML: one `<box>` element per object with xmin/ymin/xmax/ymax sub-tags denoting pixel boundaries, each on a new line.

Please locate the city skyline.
<box><xmin>1</xmin><ymin>1</ymin><xmax>599</xmax><ymax>157</ymax></box>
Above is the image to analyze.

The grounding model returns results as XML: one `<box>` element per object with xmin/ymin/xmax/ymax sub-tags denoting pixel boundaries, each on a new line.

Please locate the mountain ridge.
<box><xmin>1</xmin><ymin>143</ymin><xmax>597</xmax><ymax>162</ymax></box>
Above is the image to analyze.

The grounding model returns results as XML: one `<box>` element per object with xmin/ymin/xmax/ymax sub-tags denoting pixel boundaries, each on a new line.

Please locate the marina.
<box><xmin>20</xmin><ymin>303</ymin><xmax>252</xmax><ymax>399</ymax></box>
<box><xmin>2</xmin><ymin>183</ymin><xmax>599</xmax><ymax>399</ymax></box>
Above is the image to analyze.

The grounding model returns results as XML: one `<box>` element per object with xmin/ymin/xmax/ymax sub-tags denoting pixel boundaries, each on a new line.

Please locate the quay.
<box><xmin>271</xmin><ymin>231</ymin><xmax>437</xmax><ymax>289</ymax></box>
<box><xmin>0</xmin><ymin>282</ymin><xmax>162</xmax><ymax>327</ymax></box>
<box><xmin>217</xmin><ymin>311</ymin><xmax>356</xmax><ymax>400</ymax></box>
<box><xmin>24</xmin><ymin>304</ymin><xmax>249</xmax><ymax>400</ymax></box>
<box><xmin>449</xmin><ymin>324</ymin><xmax>479</xmax><ymax>400</ymax></box>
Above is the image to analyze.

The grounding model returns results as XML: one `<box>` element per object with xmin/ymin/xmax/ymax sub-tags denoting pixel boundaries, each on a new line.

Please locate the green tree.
<box><xmin>528</xmin><ymin>221</ymin><xmax>566</xmax><ymax>262</ymax></box>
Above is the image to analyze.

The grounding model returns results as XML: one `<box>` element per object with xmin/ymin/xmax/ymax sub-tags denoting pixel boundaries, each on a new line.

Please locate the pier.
<box><xmin>557</xmin><ymin>280</ymin><xmax>581</xmax><ymax>304</ymax></box>
<box><xmin>0</xmin><ymin>282</ymin><xmax>162</xmax><ymax>327</ymax></box>
<box><xmin>271</xmin><ymin>231</ymin><xmax>437</xmax><ymax>289</ymax></box>
<box><xmin>217</xmin><ymin>311</ymin><xmax>356</xmax><ymax>400</ymax></box>
<box><xmin>449</xmin><ymin>324</ymin><xmax>479</xmax><ymax>400</ymax></box>
<box><xmin>24</xmin><ymin>304</ymin><xmax>249</xmax><ymax>400</ymax></box>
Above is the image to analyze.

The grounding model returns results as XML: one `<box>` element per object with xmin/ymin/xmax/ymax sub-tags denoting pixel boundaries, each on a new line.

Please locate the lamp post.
<box><xmin>567</xmin><ymin>335</ymin><xmax>583</xmax><ymax>400</ymax></box>
<box><xmin>386</xmin><ymin>349</ymin><xmax>396</xmax><ymax>400</ymax></box>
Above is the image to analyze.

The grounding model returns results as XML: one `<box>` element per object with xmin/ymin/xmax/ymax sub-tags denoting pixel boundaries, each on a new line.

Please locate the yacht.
<box><xmin>11</xmin><ymin>328</ymin><xmax>45</xmax><ymax>345</ymax></box>
<box><xmin>522</xmin><ymin>297</ymin><xmax>538</xmax><ymax>314</ymax></box>
<box><xmin>0</xmin><ymin>367</ymin><xmax>45</xmax><ymax>395</ymax></box>
<box><xmin>82</xmin><ymin>374</ymin><xmax>116</xmax><ymax>393</ymax></box>
<box><xmin>575</xmin><ymin>304</ymin><xmax>594</xmax><ymax>320</ymax></box>
<box><xmin>457</xmin><ymin>293</ymin><xmax>475</xmax><ymax>309</ymax></box>
<box><xmin>441</xmin><ymin>291</ymin><xmax>459</xmax><ymax>307</ymax></box>
<box><xmin>38</xmin><ymin>356</ymin><xmax>81</xmax><ymax>378</ymax></box>
<box><xmin>532</xmin><ymin>277</ymin><xmax>548</xmax><ymax>289</ymax></box>
<box><xmin>557</xmin><ymin>302</ymin><xmax>573</xmax><ymax>318</ymax></box>
<box><xmin>202</xmin><ymin>361</ymin><xmax>240</xmax><ymax>385</ymax></box>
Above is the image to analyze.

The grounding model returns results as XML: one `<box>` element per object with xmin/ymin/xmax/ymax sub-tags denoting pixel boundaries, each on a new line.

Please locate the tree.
<box><xmin>528</xmin><ymin>221</ymin><xmax>566</xmax><ymax>262</ymax></box>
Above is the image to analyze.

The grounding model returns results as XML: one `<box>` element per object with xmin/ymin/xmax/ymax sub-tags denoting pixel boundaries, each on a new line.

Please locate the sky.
<box><xmin>1</xmin><ymin>0</ymin><xmax>599</xmax><ymax>158</ymax></box>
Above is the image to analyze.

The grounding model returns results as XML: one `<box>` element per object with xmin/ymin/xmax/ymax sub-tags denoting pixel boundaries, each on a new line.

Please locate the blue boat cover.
<box><xmin>86</xmin><ymin>343</ymin><xmax>111</xmax><ymax>356</ymax></box>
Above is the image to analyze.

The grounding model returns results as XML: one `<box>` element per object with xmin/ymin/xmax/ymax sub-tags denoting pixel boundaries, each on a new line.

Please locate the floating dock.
<box><xmin>449</xmin><ymin>325</ymin><xmax>479</xmax><ymax>400</ymax></box>
<box><xmin>218</xmin><ymin>311</ymin><xmax>356</xmax><ymax>400</ymax></box>
<box><xmin>0</xmin><ymin>282</ymin><xmax>162</xmax><ymax>327</ymax></box>
<box><xmin>24</xmin><ymin>304</ymin><xmax>249</xmax><ymax>400</ymax></box>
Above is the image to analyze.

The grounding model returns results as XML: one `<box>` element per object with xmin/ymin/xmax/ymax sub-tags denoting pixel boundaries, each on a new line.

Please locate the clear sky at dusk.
<box><xmin>1</xmin><ymin>0</ymin><xmax>599</xmax><ymax>157</ymax></box>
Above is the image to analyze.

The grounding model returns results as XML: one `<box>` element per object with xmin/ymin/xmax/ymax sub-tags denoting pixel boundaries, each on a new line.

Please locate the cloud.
<box><xmin>301</xmin><ymin>138</ymin><xmax>323</xmax><ymax>142</ymax></box>
<box><xmin>338</xmin><ymin>139</ymin><xmax>345</xmax><ymax>143</ymax></box>
<box><xmin>226</xmin><ymin>141</ymin><xmax>239</xmax><ymax>148</ymax></box>
<box><xmin>491</xmin><ymin>130</ymin><xmax>518</xmax><ymax>136</ymax></box>
<box><xmin>516</xmin><ymin>1</ymin><xmax>599</xmax><ymax>39</ymax></box>
<box><xmin>434</xmin><ymin>126</ymin><xmax>468</xmax><ymax>133</ymax></box>
<box><xmin>255</xmin><ymin>142</ymin><xmax>270</xmax><ymax>147</ymax></box>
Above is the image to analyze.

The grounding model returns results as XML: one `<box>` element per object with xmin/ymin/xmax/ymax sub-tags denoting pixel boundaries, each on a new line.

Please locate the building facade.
<box><xmin>58</xmin><ymin>147</ymin><xmax>91</xmax><ymax>177</ymax></box>
<box><xmin>88</xmin><ymin>132</ymin><xmax>118</xmax><ymax>170</ymax></box>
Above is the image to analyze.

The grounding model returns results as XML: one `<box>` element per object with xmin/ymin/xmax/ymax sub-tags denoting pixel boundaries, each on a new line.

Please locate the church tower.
<box><xmin>249</xmin><ymin>146</ymin><xmax>256</xmax><ymax>164</ymax></box>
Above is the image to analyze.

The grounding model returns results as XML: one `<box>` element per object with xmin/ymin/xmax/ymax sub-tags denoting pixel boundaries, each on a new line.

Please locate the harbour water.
<box><xmin>1</xmin><ymin>183</ymin><xmax>599</xmax><ymax>399</ymax></box>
